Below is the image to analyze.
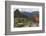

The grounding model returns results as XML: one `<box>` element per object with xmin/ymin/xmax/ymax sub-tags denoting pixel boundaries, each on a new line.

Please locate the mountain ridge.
<box><xmin>14</xmin><ymin>9</ymin><xmax>39</xmax><ymax>18</ymax></box>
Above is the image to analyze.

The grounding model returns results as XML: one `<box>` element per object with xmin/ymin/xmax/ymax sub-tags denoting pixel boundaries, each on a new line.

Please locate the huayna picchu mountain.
<box><xmin>14</xmin><ymin>9</ymin><xmax>28</xmax><ymax>18</ymax></box>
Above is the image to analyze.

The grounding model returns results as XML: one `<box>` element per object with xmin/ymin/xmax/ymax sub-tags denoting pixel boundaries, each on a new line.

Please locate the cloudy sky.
<box><xmin>14</xmin><ymin>8</ymin><xmax>39</xmax><ymax>13</ymax></box>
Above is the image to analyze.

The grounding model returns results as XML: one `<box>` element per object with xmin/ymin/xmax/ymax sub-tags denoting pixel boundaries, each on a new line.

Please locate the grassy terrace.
<box><xmin>14</xmin><ymin>18</ymin><xmax>33</xmax><ymax>27</ymax></box>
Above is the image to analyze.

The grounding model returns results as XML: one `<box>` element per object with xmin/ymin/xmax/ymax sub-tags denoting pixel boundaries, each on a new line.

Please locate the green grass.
<box><xmin>14</xmin><ymin>18</ymin><xmax>33</xmax><ymax>27</ymax></box>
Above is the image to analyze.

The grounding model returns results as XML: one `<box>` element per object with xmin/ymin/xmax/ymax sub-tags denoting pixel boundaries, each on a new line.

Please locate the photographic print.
<box><xmin>14</xmin><ymin>8</ymin><xmax>39</xmax><ymax>27</ymax></box>
<box><xmin>5</xmin><ymin>1</ymin><xmax>45</xmax><ymax>35</ymax></box>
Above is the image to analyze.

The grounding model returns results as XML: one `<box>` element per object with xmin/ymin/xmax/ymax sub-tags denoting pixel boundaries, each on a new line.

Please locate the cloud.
<box><xmin>15</xmin><ymin>8</ymin><xmax>39</xmax><ymax>13</ymax></box>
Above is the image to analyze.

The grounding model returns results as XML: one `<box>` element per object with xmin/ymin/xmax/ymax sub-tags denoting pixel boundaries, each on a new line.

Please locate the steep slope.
<box><xmin>14</xmin><ymin>9</ymin><xmax>28</xmax><ymax>18</ymax></box>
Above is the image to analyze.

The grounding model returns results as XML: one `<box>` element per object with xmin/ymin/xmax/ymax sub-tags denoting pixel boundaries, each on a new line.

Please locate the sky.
<box><xmin>14</xmin><ymin>8</ymin><xmax>39</xmax><ymax>13</ymax></box>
